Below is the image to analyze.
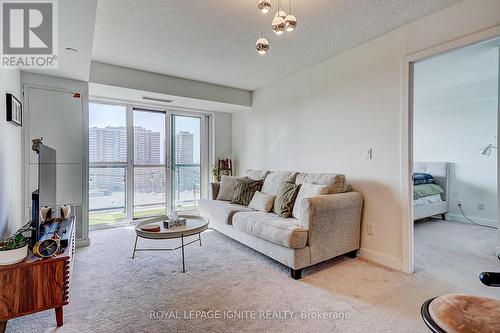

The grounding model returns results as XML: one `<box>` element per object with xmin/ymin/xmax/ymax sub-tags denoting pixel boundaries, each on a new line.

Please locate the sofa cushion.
<box><xmin>261</xmin><ymin>171</ymin><xmax>298</xmax><ymax>195</ymax></box>
<box><xmin>295</xmin><ymin>173</ymin><xmax>348</xmax><ymax>194</ymax></box>
<box><xmin>231</xmin><ymin>177</ymin><xmax>263</xmax><ymax>206</ymax></box>
<box><xmin>198</xmin><ymin>199</ymin><xmax>253</xmax><ymax>225</ymax></box>
<box><xmin>244</xmin><ymin>169</ymin><xmax>269</xmax><ymax>180</ymax></box>
<box><xmin>232</xmin><ymin>212</ymin><xmax>308</xmax><ymax>249</ymax></box>
<box><xmin>292</xmin><ymin>182</ymin><xmax>330</xmax><ymax>218</ymax></box>
<box><xmin>249</xmin><ymin>191</ymin><xmax>275</xmax><ymax>212</ymax></box>
<box><xmin>216</xmin><ymin>175</ymin><xmax>238</xmax><ymax>201</ymax></box>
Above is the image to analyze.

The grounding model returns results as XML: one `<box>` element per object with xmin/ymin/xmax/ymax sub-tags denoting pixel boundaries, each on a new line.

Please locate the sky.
<box><xmin>89</xmin><ymin>102</ymin><xmax>201</xmax><ymax>163</ymax></box>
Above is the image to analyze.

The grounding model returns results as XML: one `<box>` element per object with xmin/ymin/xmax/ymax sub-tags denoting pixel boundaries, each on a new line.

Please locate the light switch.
<box><xmin>365</xmin><ymin>148</ymin><xmax>373</xmax><ymax>160</ymax></box>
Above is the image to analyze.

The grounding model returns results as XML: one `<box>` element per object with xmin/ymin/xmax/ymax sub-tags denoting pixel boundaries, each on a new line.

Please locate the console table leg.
<box><xmin>55</xmin><ymin>307</ymin><xmax>63</xmax><ymax>327</ymax></box>
<box><xmin>0</xmin><ymin>320</ymin><xmax>7</xmax><ymax>333</ymax></box>
<box><xmin>181</xmin><ymin>234</ymin><xmax>185</xmax><ymax>273</ymax></box>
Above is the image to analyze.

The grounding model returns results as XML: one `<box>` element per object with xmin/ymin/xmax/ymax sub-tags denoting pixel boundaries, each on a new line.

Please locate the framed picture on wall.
<box><xmin>6</xmin><ymin>93</ymin><xmax>22</xmax><ymax>126</ymax></box>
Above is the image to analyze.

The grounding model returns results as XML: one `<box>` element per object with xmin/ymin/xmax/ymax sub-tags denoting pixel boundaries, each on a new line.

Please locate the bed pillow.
<box><xmin>413</xmin><ymin>173</ymin><xmax>434</xmax><ymax>185</ymax></box>
<box><xmin>249</xmin><ymin>191</ymin><xmax>276</xmax><ymax>212</ymax></box>
<box><xmin>216</xmin><ymin>176</ymin><xmax>239</xmax><ymax>201</ymax></box>
<box><xmin>413</xmin><ymin>183</ymin><xmax>444</xmax><ymax>200</ymax></box>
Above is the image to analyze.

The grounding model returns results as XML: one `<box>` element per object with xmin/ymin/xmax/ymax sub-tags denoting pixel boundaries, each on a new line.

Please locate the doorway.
<box><xmin>406</xmin><ymin>36</ymin><xmax>500</xmax><ymax>275</ymax></box>
<box><xmin>88</xmin><ymin>101</ymin><xmax>209</xmax><ymax>228</ymax></box>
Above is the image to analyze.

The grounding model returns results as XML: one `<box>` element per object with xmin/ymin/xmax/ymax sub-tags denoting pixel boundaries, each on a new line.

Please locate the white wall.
<box><xmin>213</xmin><ymin>111</ymin><xmax>232</xmax><ymax>161</ymax></box>
<box><xmin>414</xmin><ymin>46</ymin><xmax>499</xmax><ymax>226</ymax></box>
<box><xmin>232</xmin><ymin>0</ymin><xmax>500</xmax><ymax>271</ymax></box>
<box><xmin>90</xmin><ymin>62</ymin><xmax>252</xmax><ymax>107</ymax></box>
<box><xmin>22</xmin><ymin>72</ymin><xmax>90</xmax><ymax>245</ymax></box>
<box><xmin>0</xmin><ymin>69</ymin><xmax>23</xmax><ymax>239</ymax></box>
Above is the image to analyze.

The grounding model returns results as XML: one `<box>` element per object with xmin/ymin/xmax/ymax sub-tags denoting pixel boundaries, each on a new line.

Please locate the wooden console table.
<box><xmin>0</xmin><ymin>217</ymin><xmax>75</xmax><ymax>332</ymax></box>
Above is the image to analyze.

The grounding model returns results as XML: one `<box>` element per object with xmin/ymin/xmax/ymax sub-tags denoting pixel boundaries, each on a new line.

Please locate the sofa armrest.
<box><xmin>299</xmin><ymin>191</ymin><xmax>363</xmax><ymax>264</ymax></box>
<box><xmin>210</xmin><ymin>182</ymin><xmax>220</xmax><ymax>200</ymax></box>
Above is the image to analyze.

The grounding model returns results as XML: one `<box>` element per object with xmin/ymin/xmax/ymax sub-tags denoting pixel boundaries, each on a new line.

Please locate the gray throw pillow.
<box><xmin>273</xmin><ymin>182</ymin><xmax>301</xmax><ymax>218</ymax></box>
<box><xmin>216</xmin><ymin>176</ymin><xmax>239</xmax><ymax>201</ymax></box>
<box><xmin>249</xmin><ymin>191</ymin><xmax>276</xmax><ymax>212</ymax></box>
<box><xmin>231</xmin><ymin>177</ymin><xmax>263</xmax><ymax>206</ymax></box>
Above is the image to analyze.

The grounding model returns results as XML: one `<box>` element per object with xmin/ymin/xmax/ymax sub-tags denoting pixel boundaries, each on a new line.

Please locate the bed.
<box><xmin>413</xmin><ymin>162</ymin><xmax>450</xmax><ymax>221</ymax></box>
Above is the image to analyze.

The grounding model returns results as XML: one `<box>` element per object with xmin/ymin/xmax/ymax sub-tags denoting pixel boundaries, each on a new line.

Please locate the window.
<box><xmin>88</xmin><ymin>102</ymin><xmax>209</xmax><ymax>228</ymax></box>
<box><xmin>88</xmin><ymin>102</ymin><xmax>127</xmax><ymax>226</ymax></box>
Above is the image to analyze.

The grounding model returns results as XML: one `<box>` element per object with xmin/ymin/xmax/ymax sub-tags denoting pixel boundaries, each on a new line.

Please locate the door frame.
<box><xmin>401</xmin><ymin>26</ymin><xmax>500</xmax><ymax>274</ymax></box>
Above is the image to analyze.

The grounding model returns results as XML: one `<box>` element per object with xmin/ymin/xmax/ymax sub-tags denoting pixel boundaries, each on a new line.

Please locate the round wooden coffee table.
<box><xmin>132</xmin><ymin>215</ymin><xmax>209</xmax><ymax>273</ymax></box>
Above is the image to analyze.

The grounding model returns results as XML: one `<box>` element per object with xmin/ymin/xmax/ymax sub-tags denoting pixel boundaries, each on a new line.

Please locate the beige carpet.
<box><xmin>6</xmin><ymin>219</ymin><xmax>499</xmax><ymax>333</ymax></box>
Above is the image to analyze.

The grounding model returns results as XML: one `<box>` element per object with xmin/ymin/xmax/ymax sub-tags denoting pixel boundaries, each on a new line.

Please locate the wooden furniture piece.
<box><xmin>133</xmin><ymin>215</ymin><xmax>208</xmax><ymax>273</ymax></box>
<box><xmin>0</xmin><ymin>217</ymin><xmax>75</xmax><ymax>332</ymax></box>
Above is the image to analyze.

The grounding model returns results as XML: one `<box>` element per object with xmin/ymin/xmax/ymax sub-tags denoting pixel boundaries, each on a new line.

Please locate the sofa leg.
<box><xmin>346</xmin><ymin>250</ymin><xmax>357</xmax><ymax>259</ymax></box>
<box><xmin>441</xmin><ymin>213</ymin><xmax>446</xmax><ymax>221</ymax></box>
<box><xmin>290</xmin><ymin>268</ymin><xmax>302</xmax><ymax>280</ymax></box>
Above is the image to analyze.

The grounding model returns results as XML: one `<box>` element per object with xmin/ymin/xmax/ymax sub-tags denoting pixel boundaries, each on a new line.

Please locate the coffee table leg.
<box><xmin>181</xmin><ymin>234</ymin><xmax>185</xmax><ymax>273</ymax></box>
<box><xmin>132</xmin><ymin>235</ymin><xmax>138</xmax><ymax>259</ymax></box>
<box><xmin>198</xmin><ymin>233</ymin><xmax>202</xmax><ymax>247</ymax></box>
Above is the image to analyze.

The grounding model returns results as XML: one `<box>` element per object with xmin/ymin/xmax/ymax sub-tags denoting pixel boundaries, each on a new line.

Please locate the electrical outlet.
<box><xmin>457</xmin><ymin>200</ymin><xmax>463</xmax><ymax>207</ymax></box>
<box><xmin>367</xmin><ymin>223</ymin><xmax>375</xmax><ymax>235</ymax></box>
<box><xmin>478</xmin><ymin>203</ymin><xmax>485</xmax><ymax>210</ymax></box>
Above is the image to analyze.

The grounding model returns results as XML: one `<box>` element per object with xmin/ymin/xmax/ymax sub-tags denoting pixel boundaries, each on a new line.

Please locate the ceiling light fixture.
<box><xmin>253</xmin><ymin>0</ymin><xmax>297</xmax><ymax>55</ymax></box>
<box><xmin>285</xmin><ymin>0</ymin><xmax>297</xmax><ymax>32</ymax></box>
<box><xmin>258</xmin><ymin>0</ymin><xmax>272</xmax><ymax>14</ymax></box>
<box><xmin>272</xmin><ymin>1</ymin><xmax>286</xmax><ymax>35</ymax></box>
<box><xmin>255</xmin><ymin>33</ymin><xmax>269</xmax><ymax>55</ymax></box>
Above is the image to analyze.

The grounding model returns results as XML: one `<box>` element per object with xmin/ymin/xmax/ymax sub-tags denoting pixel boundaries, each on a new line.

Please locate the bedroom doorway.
<box><xmin>409</xmin><ymin>37</ymin><xmax>500</xmax><ymax>276</ymax></box>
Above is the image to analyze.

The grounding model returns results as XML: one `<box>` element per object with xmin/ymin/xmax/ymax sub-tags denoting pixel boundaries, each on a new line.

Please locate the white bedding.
<box><xmin>413</xmin><ymin>194</ymin><xmax>442</xmax><ymax>207</ymax></box>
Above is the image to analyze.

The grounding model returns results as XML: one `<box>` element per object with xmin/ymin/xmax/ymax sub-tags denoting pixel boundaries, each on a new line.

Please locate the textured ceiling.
<box><xmin>92</xmin><ymin>0</ymin><xmax>461</xmax><ymax>90</ymax></box>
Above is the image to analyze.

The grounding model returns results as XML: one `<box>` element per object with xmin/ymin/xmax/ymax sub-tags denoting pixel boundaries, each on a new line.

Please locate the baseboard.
<box><xmin>358</xmin><ymin>247</ymin><xmax>403</xmax><ymax>272</ymax></box>
<box><xmin>76</xmin><ymin>238</ymin><xmax>90</xmax><ymax>247</ymax></box>
<box><xmin>446</xmin><ymin>213</ymin><xmax>497</xmax><ymax>228</ymax></box>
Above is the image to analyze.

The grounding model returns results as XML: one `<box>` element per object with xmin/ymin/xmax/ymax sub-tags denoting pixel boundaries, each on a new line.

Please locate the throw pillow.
<box><xmin>261</xmin><ymin>172</ymin><xmax>297</xmax><ymax>195</ymax></box>
<box><xmin>249</xmin><ymin>191</ymin><xmax>276</xmax><ymax>212</ymax></box>
<box><xmin>273</xmin><ymin>182</ymin><xmax>301</xmax><ymax>218</ymax></box>
<box><xmin>231</xmin><ymin>177</ymin><xmax>264</xmax><ymax>206</ymax></box>
<box><xmin>292</xmin><ymin>182</ymin><xmax>330</xmax><ymax>218</ymax></box>
<box><xmin>216</xmin><ymin>175</ymin><xmax>239</xmax><ymax>201</ymax></box>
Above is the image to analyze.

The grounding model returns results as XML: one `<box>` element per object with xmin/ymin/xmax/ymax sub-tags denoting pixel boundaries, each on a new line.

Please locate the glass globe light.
<box><xmin>272</xmin><ymin>16</ymin><xmax>285</xmax><ymax>35</ymax></box>
<box><xmin>275</xmin><ymin>10</ymin><xmax>287</xmax><ymax>19</ymax></box>
<box><xmin>258</xmin><ymin>0</ymin><xmax>272</xmax><ymax>14</ymax></box>
<box><xmin>285</xmin><ymin>14</ymin><xmax>297</xmax><ymax>32</ymax></box>
<box><xmin>255</xmin><ymin>37</ymin><xmax>269</xmax><ymax>55</ymax></box>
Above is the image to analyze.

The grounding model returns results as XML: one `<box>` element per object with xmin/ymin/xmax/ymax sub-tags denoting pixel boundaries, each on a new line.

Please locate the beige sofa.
<box><xmin>198</xmin><ymin>170</ymin><xmax>363</xmax><ymax>279</ymax></box>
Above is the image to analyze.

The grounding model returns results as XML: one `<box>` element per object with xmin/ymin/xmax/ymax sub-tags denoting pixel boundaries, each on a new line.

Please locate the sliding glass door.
<box><xmin>171</xmin><ymin>115</ymin><xmax>202</xmax><ymax>211</ymax></box>
<box><xmin>133</xmin><ymin>109</ymin><xmax>167</xmax><ymax>219</ymax></box>
<box><xmin>88</xmin><ymin>102</ymin><xmax>208</xmax><ymax>228</ymax></box>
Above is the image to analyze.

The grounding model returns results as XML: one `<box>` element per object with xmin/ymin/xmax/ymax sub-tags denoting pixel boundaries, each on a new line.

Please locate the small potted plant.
<box><xmin>212</xmin><ymin>164</ymin><xmax>221</xmax><ymax>182</ymax></box>
<box><xmin>0</xmin><ymin>234</ymin><xmax>29</xmax><ymax>266</ymax></box>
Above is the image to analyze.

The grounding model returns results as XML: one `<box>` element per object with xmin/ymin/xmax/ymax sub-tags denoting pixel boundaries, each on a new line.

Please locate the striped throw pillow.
<box><xmin>231</xmin><ymin>177</ymin><xmax>264</xmax><ymax>206</ymax></box>
<box><xmin>273</xmin><ymin>182</ymin><xmax>301</xmax><ymax>218</ymax></box>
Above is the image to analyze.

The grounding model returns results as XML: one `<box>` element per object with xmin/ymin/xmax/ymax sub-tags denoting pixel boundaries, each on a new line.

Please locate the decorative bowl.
<box><xmin>0</xmin><ymin>244</ymin><xmax>28</xmax><ymax>265</ymax></box>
